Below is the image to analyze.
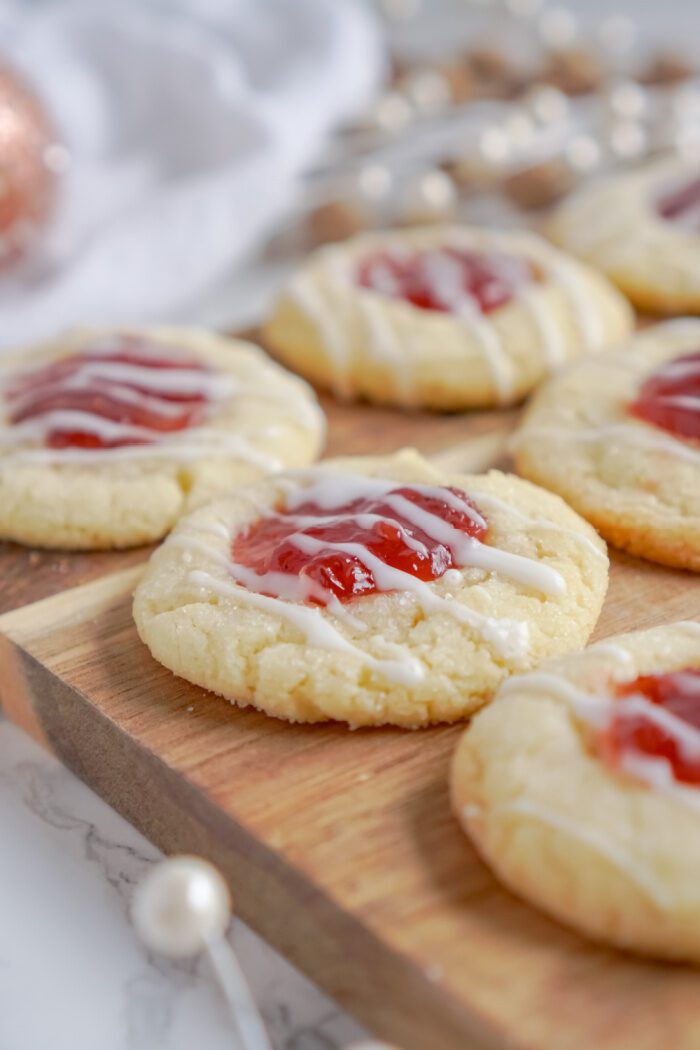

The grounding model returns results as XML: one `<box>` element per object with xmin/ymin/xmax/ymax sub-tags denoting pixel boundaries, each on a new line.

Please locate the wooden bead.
<box><xmin>638</xmin><ymin>51</ymin><xmax>695</xmax><ymax>87</ymax></box>
<box><xmin>305</xmin><ymin>200</ymin><xmax>370</xmax><ymax>247</ymax></box>
<box><xmin>540</xmin><ymin>48</ymin><xmax>605</xmax><ymax>96</ymax></box>
<box><xmin>503</xmin><ymin>160</ymin><xmax>574</xmax><ymax>210</ymax></box>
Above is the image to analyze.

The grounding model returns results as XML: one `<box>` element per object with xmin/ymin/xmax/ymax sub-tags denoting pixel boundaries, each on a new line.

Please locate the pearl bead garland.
<box><xmin>132</xmin><ymin>856</ymin><xmax>277</xmax><ymax>1050</ymax></box>
<box><xmin>131</xmin><ymin>855</ymin><xmax>231</xmax><ymax>959</ymax></box>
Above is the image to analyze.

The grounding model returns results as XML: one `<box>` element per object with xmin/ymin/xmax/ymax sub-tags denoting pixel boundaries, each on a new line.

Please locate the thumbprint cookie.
<box><xmin>548</xmin><ymin>155</ymin><xmax>700</xmax><ymax>315</ymax></box>
<box><xmin>133</xmin><ymin>449</ymin><xmax>608</xmax><ymax>727</ymax></box>
<box><xmin>514</xmin><ymin>319</ymin><xmax>700</xmax><ymax>571</ymax></box>
<box><xmin>0</xmin><ymin>326</ymin><xmax>325</xmax><ymax>549</ymax></box>
<box><xmin>263</xmin><ymin>226</ymin><xmax>632</xmax><ymax>411</ymax></box>
<box><xmin>452</xmin><ymin>621</ymin><xmax>700</xmax><ymax>961</ymax></box>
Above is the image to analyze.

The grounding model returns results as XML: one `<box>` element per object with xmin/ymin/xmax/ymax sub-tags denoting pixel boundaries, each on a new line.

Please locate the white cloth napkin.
<box><xmin>0</xmin><ymin>0</ymin><xmax>385</xmax><ymax>349</ymax></box>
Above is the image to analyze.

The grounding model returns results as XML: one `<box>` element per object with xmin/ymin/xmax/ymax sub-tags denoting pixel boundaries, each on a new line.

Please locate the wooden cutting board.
<box><xmin>1</xmin><ymin>393</ymin><xmax>699</xmax><ymax>1050</ymax></box>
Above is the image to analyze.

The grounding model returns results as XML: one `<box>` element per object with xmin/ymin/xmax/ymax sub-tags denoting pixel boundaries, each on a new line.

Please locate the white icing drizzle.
<box><xmin>412</xmin><ymin>249</ymin><xmax>517</xmax><ymax>403</ymax></box>
<box><xmin>9</xmin><ymin>360</ymin><xmax>235</xmax><ymax>400</ymax></box>
<box><xmin>286</xmin><ymin>231</ymin><xmax>604</xmax><ymax>408</ymax></box>
<box><xmin>279</xmin><ymin>531</ymin><xmax>534</xmax><ymax>647</ymax></box>
<box><xmin>520</xmin><ymin>287</ymin><xmax>566</xmax><ymax>367</ymax></box>
<box><xmin>617</xmin><ymin>752</ymin><xmax>700</xmax><ymax>813</ymax></box>
<box><xmin>501</xmin><ymin>648</ymin><xmax>700</xmax><ymax>809</ymax></box>
<box><xmin>290</xmin><ymin>510</ymin><xmax>430</xmax><ymax>555</ymax></box>
<box><xmin>499</xmin><ymin>668</ymin><xmax>598</xmax><ymax>710</ymax></box>
<box><xmin>2</xmin><ymin>428</ymin><xmax>281</xmax><ymax>469</ymax></box>
<box><xmin>496</xmin><ymin>798</ymin><xmax>673</xmax><ymax>909</ymax></box>
<box><xmin>188</xmin><ymin>567</ymin><xmax>427</xmax><ymax>685</ymax></box>
<box><xmin>584</xmin><ymin>641</ymin><xmax>634</xmax><ymax>666</ymax></box>
<box><xmin>281</xmin><ymin>471</ymin><xmax>565</xmax><ymax>596</ymax></box>
<box><xmin>282</xmin><ymin>471</ymin><xmax>486</xmax><ymax>525</ymax></box>
<box><xmin>0</xmin><ymin>342</ymin><xmax>320</xmax><ymax>467</ymax></box>
<box><xmin>166</xmin><ymin>466</ymin><xmax>592</xmax><ymax>681</ymax></box>
<box><xmin>648</xmin><ymin>318</ymin><xmax>700</xmax><ymax>339</ymax></box>
<box><xmin>8</xmin><ymin>378</ymin><xmax>196</xmax><ymax>421</ymax></box>
<box><xmin>355</xmin><ymin>295</ymin><xmax>417</xmax><ymax>406</ymax></box>
<box><xmin>652</xmin><ymin>356</ymin><xmax>700</xmax><ymax>383</ymax></box>
<box><xmin>457</xmin><ymin>305</ymin><xmax>515</xmax><ymax>405</ymax></box>
<box><xmin>654</xmin><ymin>394</ymin><xmax>700</xmax><ymax>411</ymax></box>
<box><xmin>517</xmin><ymin>421</ymin><xmax>700</xmax><ymax>465</ymax></box>
<box><xmin>617</xmin><ymin>691</ymin><xmax>700</xmax><ymax>757</ymax></box>
<box><xmin>506</xmin><ymin>232</ymin><xmax>604</xmax><ymax>351</ymax></box>
<box><xmin>200</xmin><ymin>520</ymin><xmax>232</xmax><ymax>541</ymax></box>
<box><xmin>471</xmin><ymin>490</ymin><xmax>607</xmax><ymax>561</ymax></box>
<box><xmin>286</xmin><ymin>271</ymin><xmax>353</xmax><ymax>399</ymax></box>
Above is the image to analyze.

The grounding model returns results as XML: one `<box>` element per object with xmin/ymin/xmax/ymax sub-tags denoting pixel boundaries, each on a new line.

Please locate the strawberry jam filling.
<box><xmin>655</xmin><ymin>174</ymin><xmax>700</xmax><ymax>229</ymax></box>
<box><xmin>232</xmin><ymin>483</ymin><xmax>488</xmax><ymax>604</ymax></box>
<box><xmin>628</xmin><ymin>350</ymin><xmax>700</xmax><ymax>442</ymax></box>
<box><xmin>600</xmin><ymin>668</ymin><xmax>700</xmax><ymax>786</ymax></box>
<box><xmin>355</xmin><ymin>247</ymin><xmax>536</xmax><ymax>314</ymax></box>
<box><xmin>4</xmin><ymin>335</ymin><xmax>214</xmax><ymax>449</ymax></box>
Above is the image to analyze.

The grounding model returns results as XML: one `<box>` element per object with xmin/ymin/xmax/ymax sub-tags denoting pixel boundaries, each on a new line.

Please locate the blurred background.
<box><xmin>1</xmin><ymin>3</ymin><xmax>699</xmax><ymax>1050</ymax></box>
<box><xmin>1</xmin><ymin>0</ymin><xmax>699</xmax><ymax>348</ymax></box>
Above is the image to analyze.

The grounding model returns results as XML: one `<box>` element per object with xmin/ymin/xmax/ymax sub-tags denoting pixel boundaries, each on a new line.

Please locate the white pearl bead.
<box><xmin>399</xmin><ymin>170</ymin><xmax>457</xmax><ymax>222</ymax></box>
<box><xmin>356</xmin><ymin>163</ymin><xmax>394</xmax><ymax>203</ymax></box>
<box><xmin>605</xmin><ymin>79</ymin><xmax>648</xmax><ymax>120</ymax></box>
<box><xmin>477</xmin><ymin>125</ymin><xmax>512</xmax><ymax>165</ymax></box>
<box><xmin>402</xmin><ymin>69</ymin><xmax>451</xmax><ymax>114</ymax></box>
<box><xmin>370</xmin><ymin>92</ymin><xmax>413</xmax><ymax>134</ymax></box>
<box><xmin>607</xmin><ymin>119</ymin><xmax>647</xmax><ymax>160</ymax></box>
<box><xmin>502</xmin><ymin>111</ymin><xmax>536</xmax><ymax>149</ymax></box>
<box><xmin>132</xmin><ymin>856</ymin><xmax>231</xmax><ymax>959</ymax></box>
<box><xmin>525</xmin><ymin>84</ymin><xmax>569</xmax><ymax>125</ymax></box>
<box><xmin>564</xmin><ymin>134</ymin><xmax>602</xmax><ymax>173</ymax></box>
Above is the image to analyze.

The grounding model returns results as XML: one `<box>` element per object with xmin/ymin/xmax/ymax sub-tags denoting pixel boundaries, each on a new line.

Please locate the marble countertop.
<box><xmin>0</xmin><ymin>719</ymin><xmax>366</xmax><ymax>1050</ymax></box>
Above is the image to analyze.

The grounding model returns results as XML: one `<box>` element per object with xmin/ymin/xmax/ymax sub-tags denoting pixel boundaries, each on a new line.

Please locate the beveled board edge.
<box><xmin>0</xmin><ymin>620</ymin><xmax>507</xmax><ymax>1050</ymax></box>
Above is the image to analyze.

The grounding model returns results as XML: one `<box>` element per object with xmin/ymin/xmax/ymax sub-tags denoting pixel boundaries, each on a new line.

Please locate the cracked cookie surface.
<box><xmin>133</xmin><ymin>449</ymin><xmax>608</xmax><ymax>727</ymax></box>
<box><xmin>451</xmin><ymin>621</ymin><xmax>700</xmax><ymax>961</ymax></box>
<box><xmin>514</xmin><ymin>320</ymin><xmax>700</xmax><ymax>571</ymax></box>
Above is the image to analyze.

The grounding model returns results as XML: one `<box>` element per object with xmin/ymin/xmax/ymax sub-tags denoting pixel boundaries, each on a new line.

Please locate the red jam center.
<box><xmin>5</xmin><ymin>336</ymin><xmax>212</xmax><ymax>449</ymax></box>
<box><xmin>232</xmin><ymin>484</ymin><xmax>487</xmax><ymax>604</ymax></box>
<box><xmin>628</xmin><ymin>350</ymin><xmax>700</xmax><ymax>442</ymax></box>
<box><xmin>601</xmin><ymin>668</ymin><xmax>700</xmax><ymax>785</ymax></box>
<box><xmin>655</xmin><ymin>174</ymin><xmax>700</xmax><ymax>228</ymax></box>
<box><xmin>356</xmin><ymin>248</ymin><xmax>536</xmax><ymax>314</ymax></box>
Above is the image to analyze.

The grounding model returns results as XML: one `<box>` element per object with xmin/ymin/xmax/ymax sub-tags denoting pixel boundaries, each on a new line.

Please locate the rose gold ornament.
<box><xmin>0</xmin><ymin>63</ymin><xmax>61</xmax><ymax>269</ymax></box>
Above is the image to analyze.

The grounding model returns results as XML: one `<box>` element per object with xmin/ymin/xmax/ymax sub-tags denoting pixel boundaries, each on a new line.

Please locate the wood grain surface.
<box><xmin>1</xmin><ymin>398</ymin><xmax>699</xmax><ymax>1050</ymax></box>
